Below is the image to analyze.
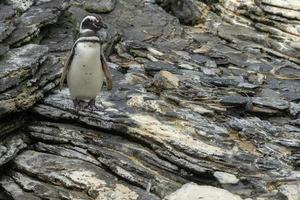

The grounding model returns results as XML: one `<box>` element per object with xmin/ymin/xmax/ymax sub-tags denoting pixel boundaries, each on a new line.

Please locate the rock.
<box><xmin>74</xmin><ymin>0</ymin><xmax>116</xmax><ymax>13</ymax></box>
<box><xmin>101</xmin><ymin>0</ymin><xmax>184</xmax><ymax>43</ymax></box>
<box><xmin>40</xmin><ymin>13</ymin><xmax>76</xmax><ymax>52</ymax></box>
<box><xmin>203</xmin><ymin>77</ymin><xmax>238</xmax><ymax>87</ymax></box>
<box><xmin>0</xmin><ymin>114</ymin><xmax>27</xmax><ymax>139</ymax></box>
<box><xmin>6</xmin><ymin>1</ymin><xmax>63</xmax><ymax>47</ymax></box>
<box><xmin>153</xmin><ymin>70</ymin><xmax>179</xmax><ymax>89</ymax></box>
<box><xmin>201</xmin><ymin>67</ymin><xmax>218</xmax><ymax>76</ymax></box>
<box><xmin>252</xmin><ymin>89</ymin><xmax>289</xmax><ymax>111</ymax></box>
<box><xmin>7</xmin><ymin>0</ymin><xmax>34</xmax><ymax>12</ymax></box>
<box><xmin>272</xmin><ymin>63</ymin><xmax>300</xmax><ymax>80</ymax></box>
<box><xmin>221</xmin><ymin>96</ymin><xmax>253</xmax><ymax>111</ymax></box>
<box><xmin>283</xmin><ymin>90</ymin><xmax>300</xmax><ymax>102</ymax></box>
<box><xmin>261</xmin><ymin>4</ymin><xmax>300</xmax><ymax>21</ymax></box>
<box><xmin>178</xmin><ymin>63</ymin><xmax>194</xmax><ymax>70</ymax></box>
<box><xmin>204</xmin><ymin>60</ymin><xmax>217</xmax><ymax>68</ymax></box>
<box><xmin>247</xmin><ymin>63</ymin><xmax>272</xmax><ymax>73</ymax></box>
<box><xmin>11</xmin><ymin>150</ymin><xmax>159</xmax><ymax>199</ymax></box>
<box><xmin>0</xmin><ymin>21</ymin><xmax>15</xmax><ymax>43</ymax></box>
<box><xmin>0</xmin><ymin>134</ymin><xmax>27</xmax><ymax>166</ymax></box>
<box><xmin>145</xmin><ymin>61</ymin><xmax>178</xmax><ymax>75</ymax></box>
<box><xmin>203</xmin><ymin>0</ymin><xmax>300</xmax><ymax>64</ymax></box>
<box><xmin>213</xmin><ymin>171</ymin><xmax>239</xmax><ymax>184</ymax></box>
<box><xmin>0</xmin><ymin>44</ymin><xmax>61</xmax><ymax>116</ymax></box>
<box><xmin>1</xmin><ymin>0</ymin><xmax>300</xmax><ymax>199</ymax></box>
<box><xmin>179</xmin><ymin>102</ymin><xmax>214</xmax><ymax>115</ymax></box>
<box><xmin>293</xmin><ymin>119</ymin><xmax>300</xmax><ymax>127</ymax></box>
<box><xmin>26</xmin><ymin>122</ymin><xmax>180</xmax><ymax>198</ymax></box>
<box><xmin>278</xmin><ymin>183</ymin><xmax>300</xmax><ymax>200</ymax></box>
<box><xmin>290</xmin><ymin>102</ymin><xmax>300</xmax><ymax>118</ymax></box>
<box><xmin>0</xmin><ymin>172</ymin><xmax>92</xmax><ymax>200</ymax></box>
<box><xmin>0</xmin><ymin>44</ymin><xmax>9</xmax><ymax>56</ymax></box>
<box><xmin>220</xmin><ymin>95</ymin><xmax>250</xmax><ymax>107</ymax></box>
<box><xmin>191</xmin><ymin>54</ymin><xmax>211</xmax><ymax>65</ymax></box>
<box><xmin>163</xmin><ymin>183</ymin><xmax>242</xmax><ymax>200</ymax></box>
<box><xmin>157</xmin><ymin>0</ymin><xmax>202</xmax><ymax>25</ymax></box>
<box><xmin>0</xmin><ymin>5</ymin><xmax>15</xmax><ymax>21</ymax></box>
<box><xmin>172</xmin><ymin>50</ymin><xmax>191</xmax><ymax>60</ymax></box>
<box><xmin>238</xmin><ymin>82</ymin><xmax>258</xmax><ymax>89</ymax></box>
<box><xmin>148</xmin><ymin>47</ymin><xmax>164</xmax><ymax>56</ymax></box>
<box><xmin>0</xmin><ymin>176</ymin><xmax>41</xmax><ymax>200</ymax></box>
<box><xmin>0</xmin><ymin>44</ymin><xmax>48</xmax><ymax>93</ymax></box>
<box><xmin>123</xmin><ymin>72</ymin><xmax>150</xmax><ymax>85</ymax></box>
<box><xmin>261</xmin><ymin>0</ymin><xmax>300</xmax><ymax>10</ymax></box>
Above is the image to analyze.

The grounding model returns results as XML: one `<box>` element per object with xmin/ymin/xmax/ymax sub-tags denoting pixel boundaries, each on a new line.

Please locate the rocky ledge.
<box><xmin>1</xmin><ymin>0</ymin><xmax>300</xmax><ymax>200</ymax></box>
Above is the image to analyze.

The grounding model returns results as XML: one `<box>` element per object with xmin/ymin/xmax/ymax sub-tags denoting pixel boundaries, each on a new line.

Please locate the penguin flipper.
<box><xmin>100</xmin><ymin>45</ymin><xmax>113</xmax><ymax>90</ymax></box>
<box><xmin>59</xmin><ymin>48</ymin><xmax>75</xmax><ymax>90</ymax></box>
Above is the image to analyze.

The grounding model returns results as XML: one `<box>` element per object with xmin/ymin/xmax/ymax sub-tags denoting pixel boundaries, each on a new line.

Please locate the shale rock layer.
<box><xmin>1</xmin><ymin>0</ymin><xmax>300</xmax><ymax>199</ymax></box>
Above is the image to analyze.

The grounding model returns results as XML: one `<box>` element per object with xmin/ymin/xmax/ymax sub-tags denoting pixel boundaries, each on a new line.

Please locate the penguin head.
<box><xmin>80</xmin><ymin>15</ymin><xmax>107</xmax><ymax>33</ymax></box>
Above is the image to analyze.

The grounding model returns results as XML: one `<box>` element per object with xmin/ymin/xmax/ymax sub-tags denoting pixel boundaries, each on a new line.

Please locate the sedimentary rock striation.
<box><xmin>1</xmin><ymin>0</ymin><xmax>300</xmax><ymax>199</ymax></box>
<box><xmin>204</xmin><ymin>0</ymin><xmax>300</xmax><ymax>64</ymax></box>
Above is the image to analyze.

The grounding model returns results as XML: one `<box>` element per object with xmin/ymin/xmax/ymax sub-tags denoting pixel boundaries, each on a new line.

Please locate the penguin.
<box><xmin>59</xmin><ymin>15</ymin><xmax>112</xmax><ymax>110</ymax></box>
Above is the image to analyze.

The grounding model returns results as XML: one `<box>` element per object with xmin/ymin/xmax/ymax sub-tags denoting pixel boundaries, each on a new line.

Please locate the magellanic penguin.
<box><xmin>59</xmin><ymin>15</ymin><xmax>112</xmax><ymax>110</ymax></box>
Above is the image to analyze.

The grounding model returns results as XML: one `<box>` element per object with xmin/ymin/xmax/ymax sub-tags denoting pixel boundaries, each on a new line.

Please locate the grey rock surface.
<box><xmin>198</xmin><ymin>0</ymin><xmax>300</xmax><ymax>64</ymax></box>
<box><xmin>1</xmin><ymin>0</ymin><xmax>300</xmax><ymax>199</ymax></box>
<box><xmin>72</xmin><ymin>0</ymin><xmax>116</xmax><ymax>13</ymax></box>
<box><xmin>157</xmin><ymin>0</ymin><xmax>202</xmax><ymax>25</ymax></box>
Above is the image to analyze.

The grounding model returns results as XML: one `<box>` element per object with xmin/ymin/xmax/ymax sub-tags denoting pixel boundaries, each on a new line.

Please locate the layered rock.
<box><xmin>29</xmin><ymin>39</ymin><xmax>300</xmax><ymax>198</ymax></box>
<box><xmin>1</xmin><ymin>0</ymin><xmax>300</xmax><ymax>199</ymax></box>
<box><xmin>200</xmin><ymin>0</ymin><xmax>300</xmax><ymax>64</ymax></box>
<box><xmin>156</xmin><ymin>0</ymin><xmax>202</xmax><ymax>25</ymax></box>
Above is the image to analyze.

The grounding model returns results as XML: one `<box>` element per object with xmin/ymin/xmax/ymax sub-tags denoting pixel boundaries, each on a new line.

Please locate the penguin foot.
<box><xmin>72</xmin><ymin>98</ymin><xmax>80</xmax><ymax>111</ymax></box>
<box><xmin>86</xmin><ymin>99</ymin><xmax>101</xmax><ymax>111</ymax></box>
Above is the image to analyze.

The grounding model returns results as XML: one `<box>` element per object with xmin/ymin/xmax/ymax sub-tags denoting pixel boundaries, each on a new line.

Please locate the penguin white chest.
<box><xmin>67</xmin><ymin>42</ymin><xmax>104</xmax><ymax>100</ymax></box>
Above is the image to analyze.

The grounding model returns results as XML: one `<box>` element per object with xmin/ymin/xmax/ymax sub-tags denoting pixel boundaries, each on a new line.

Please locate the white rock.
<box><xmin>213</xmin><ymin>171</ymin><xmax>239</xmax><ymax>184</ymax></box>
<box><xmin>9</xmin><ymin>0</ymin><xmax>34</xmax><ymax>11</ymax></box>
<box><xmin>178</xmin><ymin>63</ymin><xmax>194</xmax><ymax>70</ymax></box>
<box><xmin>261</xmin><ymin>0</ymin><xmax>300</xmax><ymax>10</ymax></box>
<box><xmin>147</xmin><ymin>47</ymin><xmax>164</xmax><ymax>56</ymax></box>
<box><xmin>164</xmin><ymin>183</ymin><xmax>242</xmax><ymax>200</ymax></box>
<box><xmin>147</xmin><ymin>54</ymin><xmax>158</xmax><ymax>61</ymax></box>
<box><xmin>107</xmin><ymin>62</ymin><xmax>119</xmax><ymax>70</ymax></box>
<box><xmin>278</xmin><ymin>183</ymin><xmax>300</xmax><ymax>200</ymax></box>
<box><xmin>289</xmin><ymin>102</ymin><xmax>300</xmax><ymax>117</ymax></box>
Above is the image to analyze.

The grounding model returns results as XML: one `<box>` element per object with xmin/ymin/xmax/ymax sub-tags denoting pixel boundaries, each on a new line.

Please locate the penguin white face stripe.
<box><xmin>80</xmin><ymin>29</ymin><xmax>94</xmax><ymax>33</ymax></box>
